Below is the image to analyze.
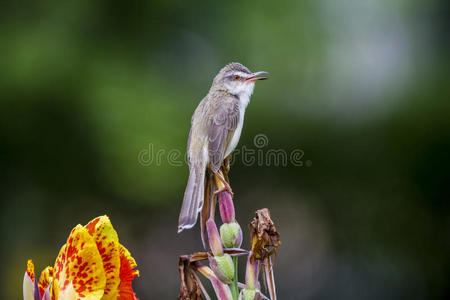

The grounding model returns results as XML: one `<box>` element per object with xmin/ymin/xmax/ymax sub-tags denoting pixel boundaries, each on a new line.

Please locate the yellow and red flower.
<box><xmin>23</xmin><ymin>216</ymin><xmax>139</xmax><ymax>300</ymax></box>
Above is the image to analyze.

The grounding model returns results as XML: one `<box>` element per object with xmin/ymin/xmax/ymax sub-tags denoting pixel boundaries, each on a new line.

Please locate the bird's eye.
<box><xmin>233</xmin><ymin>75</ymin><xmax>240</xmax><ymax>80</ymax></box>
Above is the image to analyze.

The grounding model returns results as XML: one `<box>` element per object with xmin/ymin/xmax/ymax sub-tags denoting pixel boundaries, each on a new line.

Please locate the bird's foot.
<box><xmin>213</xmin><ymin>184</ymin><xmax>233</xmax><ymax>197</ymax></box>
<box><xmin>213</xmin><ymin>171</ymin><xmax>233</xmax><ymax>196</ymax></box>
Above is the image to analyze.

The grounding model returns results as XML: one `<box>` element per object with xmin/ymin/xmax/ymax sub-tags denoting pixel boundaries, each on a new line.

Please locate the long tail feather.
<box><xmin>178</xmin><ymin>164</ymin><xmax>205</xmax><ymax>232</ymax></box>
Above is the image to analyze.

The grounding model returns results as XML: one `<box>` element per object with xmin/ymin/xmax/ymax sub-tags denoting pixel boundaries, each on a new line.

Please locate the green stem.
<box><xmin>229</xmin><ymin>256</ymin><xmax>239</xmax><ymax>299</ymax></box>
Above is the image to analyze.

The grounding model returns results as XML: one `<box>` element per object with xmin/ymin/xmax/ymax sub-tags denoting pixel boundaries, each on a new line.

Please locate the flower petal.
<box><xmin>117</xmin><ymin>244</ymin><xmax>139</xmax><ymax>300</ymax></box>
<box><xmin>34</xmin><ymin>277</ymin><xmax>42</xmax><ymax>300</ymax></box>
<box><xmin>38</xmin><ymin>266</ymin><xmax>53</xmax><ymax>297</ymax></box>
<box><xmin>41</xmin><ymin>283</ymin><xmax>52</xmax><ymax>300</ymax></box>
<box><xmin>23</xmin><ymin>260</ymin><xmax>35</xmax><ymax>300</ymax></box>
<box><xmin>54</xmin><ymin>224</ymin><xmax>106</xmax><ymax>299</ymax></box>
<box><xmin>27</xmin><ymin>259</ymin><xmax>36</xmax><ymax>281</ymax></box>
<box><xmin>85</xmin><ymin>216</ymin><xmax>121</xmax><ymax>300</ymax></box>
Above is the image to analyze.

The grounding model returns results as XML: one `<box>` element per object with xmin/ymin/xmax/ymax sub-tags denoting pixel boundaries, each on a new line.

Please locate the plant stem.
<box><xmin>229</xmin><ymin>256</ymin><xmax>239</xmax><ymax>299</ymax></box>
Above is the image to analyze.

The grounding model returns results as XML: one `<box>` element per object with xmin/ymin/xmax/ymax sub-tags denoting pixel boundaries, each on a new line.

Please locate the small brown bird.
<box><xmin>178</xmin><ymin>62</ymin><xmax>268</xmax><ymax>233</ymax></box>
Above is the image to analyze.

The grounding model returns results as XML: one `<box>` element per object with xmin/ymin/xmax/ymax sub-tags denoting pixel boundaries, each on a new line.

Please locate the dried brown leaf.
<box><xmin>263</xmin><ymin>256</ymin><xmax>277</xmax><ymax>300</ymax></box>
<box><xmin>248</xmin><ymin>208</ymin><xmax>281</xmax><ymax>300</ymax></box>
<box><xmin>249</xmin><ymin>208</ymin><xmax>281</xmax><ymax>260</ymax></box>
<box><xmin>178</xmin><ymin>255</ymin><xmax>203</xmax><ymax>300</ymax></box>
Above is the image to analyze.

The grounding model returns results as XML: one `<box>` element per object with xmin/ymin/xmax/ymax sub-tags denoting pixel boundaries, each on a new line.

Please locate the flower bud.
<box><xmin>209</xmin><ymin>254</ymin><xmax>234</xmax><ymax>284</ymax></box>
<box><xmin>206</xmin><ymin>219</ymin><xmax>223</xmax><ymax>256</ymax></box>
<box><xmin>241</xmin><ymin>288</ymin><xmax>259</xmax><ymax>300</ymax></box>
<box><xmin>210</xmin><ymin>276</ymin><xmax>233</xmax><ymax>300</ymax></box>
<box><xmin>220</xmin><ymin>222</ymin><xmax>242</xmax><ymax>248</ymax></box>
<box><xmin>245</xmin><ymin>252</ymin><xmax>259</xmax><ymax>290</ymax></box>
<box><xmin>197</xmin><ymin>264</ymin><xmax>233</xmax><ymax>300</ymax></box>
<box><xmin>218</xmin><ymin>191</ymin><xmax>235</xmax><ymax>223</ymax></box>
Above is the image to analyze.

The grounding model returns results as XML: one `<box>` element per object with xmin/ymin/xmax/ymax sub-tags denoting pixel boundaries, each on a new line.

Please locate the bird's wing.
<box><xmin>207</xmin><ymin>95</ymin><xmax>240</xmax><ymax>173</ymax></box>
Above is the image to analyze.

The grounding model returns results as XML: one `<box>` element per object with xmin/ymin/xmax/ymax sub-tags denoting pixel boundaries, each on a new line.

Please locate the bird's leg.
<box><xmin>222</xmin><ymin>155</ymin><xmax>231</xmax><ymax>179</ymax></box>
<box><xmin>213</xmin><ymin>170</ymin><xmax>233</xmax><ymax>196</ymax></box>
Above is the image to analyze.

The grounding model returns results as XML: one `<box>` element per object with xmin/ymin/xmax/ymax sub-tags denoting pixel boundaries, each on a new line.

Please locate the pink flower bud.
<box><xmin>218</xmin><ymin>191</ymin><xmax>235</xmax><ymax>223</ymax></box>
<box><xmin>206</xmin><ymin>219</ymin><xmax>224</xmax><ymax>256</ymax></box>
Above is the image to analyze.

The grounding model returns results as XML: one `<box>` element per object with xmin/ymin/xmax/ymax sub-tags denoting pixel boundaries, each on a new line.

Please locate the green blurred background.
<box><xmin>1</xmin><ymin>0</ymin><xmax>449</xmax><ymax>299</ymax></box>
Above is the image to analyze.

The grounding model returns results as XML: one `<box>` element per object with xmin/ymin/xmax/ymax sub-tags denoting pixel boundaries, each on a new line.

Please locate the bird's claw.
<box><xmin>213</xmin><ymin>170</ymin><xmax>233</xmax><ymax>196</ymax></box>
<box><xmin>213</xmin><ymin>184</ymin><xmax>234</xmax><ymax>197</ymax></box>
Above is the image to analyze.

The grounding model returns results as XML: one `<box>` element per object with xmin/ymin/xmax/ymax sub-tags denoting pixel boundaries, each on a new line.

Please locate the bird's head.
<box><xmin>213</xmin><ymin>62</ymin><xmax>268</xmax><ymax>97</ymax></box>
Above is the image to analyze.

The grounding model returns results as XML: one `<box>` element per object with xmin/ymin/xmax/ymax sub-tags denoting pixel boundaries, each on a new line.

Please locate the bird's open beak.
<box><xmin>246</xmin><ymin>71</ymin><xmax>268</xmax><ymax>82</ymax></box>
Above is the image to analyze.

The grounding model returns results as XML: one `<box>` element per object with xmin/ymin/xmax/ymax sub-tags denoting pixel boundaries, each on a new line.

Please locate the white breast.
<box><xmin>224</xmin><ymin>92</ymin><xmax>251</xmax><ymax>157</ymax></box>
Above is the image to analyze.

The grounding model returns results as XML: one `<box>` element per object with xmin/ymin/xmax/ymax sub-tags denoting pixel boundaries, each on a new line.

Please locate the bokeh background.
<box><xmin>1</xmin><ymin>0</ymin><xmax>449</xmax><ymax>299</ymax></box>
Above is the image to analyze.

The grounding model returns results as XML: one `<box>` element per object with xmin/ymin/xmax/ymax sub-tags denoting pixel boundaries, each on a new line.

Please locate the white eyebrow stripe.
<box><xmin>236</xmin><ymin>71</ymin><xmax>249</xmax><ymax>77</ymax></box>
<box><xmin>228</xmin><ymin>71</ymin><xmax>250</xmax><ymax>78</ymax></box>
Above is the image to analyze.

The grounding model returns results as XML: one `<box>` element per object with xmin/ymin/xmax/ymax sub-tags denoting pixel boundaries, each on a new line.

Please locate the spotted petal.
<box><xmin>54</xmin><ymin>224</ymin><xmax>106</xmax><ymax>299</ymax></box>
<box><xmin>85</xmin><ymin>216</ymin><xmax>121</xmax><ymax>300</ymax></box>
<box><xmin>117</xmin><ymin>244</ymin><xmax>139</xmax><ymax>300</ymax></box>
<box><xmin>38</xmin><ymin>266</ymin><xmax>54</xmax><ymax>297</ymax></box>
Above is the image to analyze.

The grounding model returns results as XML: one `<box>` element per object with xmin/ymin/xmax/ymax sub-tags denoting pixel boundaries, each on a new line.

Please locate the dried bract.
<box><xmin>249</xmin><ymin>209</ymin><xmax>281</xmax><ymax>260</ymax></box>
<box><xmin>178</xmin><ymin>256</ymin><xmax>203</xmax><ymax>300</ymax></box>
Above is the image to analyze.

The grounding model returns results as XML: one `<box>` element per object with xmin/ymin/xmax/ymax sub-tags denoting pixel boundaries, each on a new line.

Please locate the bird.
<box><xmin>178</xmin><ymin>62</ymin><xmax>268</xmax><ymax>233</ymax></box>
